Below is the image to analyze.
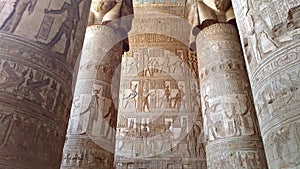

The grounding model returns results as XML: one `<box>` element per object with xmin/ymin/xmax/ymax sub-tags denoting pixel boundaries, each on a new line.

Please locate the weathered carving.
<box><xmin>197</xmin><ymin>23</ymin><xmax>267</xmax><ymax>168</ymax></box>
<box><xmin>44</xmin><ymin>0</ymin><xmax>83</xmax><ymax>55</ymax></box>
<box><xmin>115</xmin><ymin>29</ymin><xmax>205</xmax><ymax>167</ymax></box>
<box><xmin>0</xmin><ymin>0</ymin><xmax>38</xmax><ymax>33</ymax></box>
<box><xmin>88</xmin><ymin>0</ymin><xmax>117</xmax><ymax>25</ymax></box>
<box><xmin>62</xmin><ymin>24</ymin><xmax>124</xmax><ymax>169</ymax></box>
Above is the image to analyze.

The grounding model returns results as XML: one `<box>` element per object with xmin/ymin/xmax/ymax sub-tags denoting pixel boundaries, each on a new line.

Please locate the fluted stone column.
<box><xmin>197</xmin><ymin>23</ymin><xmax>268</xmax><ymax>168</ymax></box>
<box><xmin>61</xmin><ymin>25</ymin><xmax>123</xmax><ymax>169</ymax></box>
<box><xmin>231</xmin><ymin>1</ymin><xmax>300</xmax><ymax>168</ymax></box>
<box><xmin>0</xmin><ymin>0</ymin><xmax>91</xmax><ymax>169</ymax></box>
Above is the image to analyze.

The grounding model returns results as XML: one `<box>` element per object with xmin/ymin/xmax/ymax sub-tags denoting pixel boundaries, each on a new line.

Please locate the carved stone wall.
<box><xmin>231</xmin><ymin>1</ymin><xmax>300</xmax><ymax>168</ymax></box>
<box><xmin>115</xmin><ymin>33</ymin><xmax>206</xmax><ymax>169</ymax></box>
<box><xmin>61</xmin><ymin>25</ymin><xmax>123</xmax><ymax>169</ymax></box>
<box><xmin>196</xmin><ymin>23</ymin><xmax>267</xmax><ymax>169</ymax></box>
<box><xmin>0</xmin><ymin>0</ymin><xmax>90</xmax><ymax>169</ymax></box>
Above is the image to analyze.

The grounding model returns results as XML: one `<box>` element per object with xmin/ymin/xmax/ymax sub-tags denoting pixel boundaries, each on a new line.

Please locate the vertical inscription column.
<box><xmin>0</xmin><ymin>0</ymin><xmax>91</xmax><ymax>169</ymax></box>
<box><xmin>197</xmin><ymin>23</ymin><xmax>267</xmax><ymax>169</ymax></box>
<box><xmin>61</xmin><ymin>25</ymin><xmax>123</xmax><ymax>169</ymax></box>
<box><xmin>231</xmin><ymin>1</ymin><xmax>300</xmax><ymax>168</ymax></box>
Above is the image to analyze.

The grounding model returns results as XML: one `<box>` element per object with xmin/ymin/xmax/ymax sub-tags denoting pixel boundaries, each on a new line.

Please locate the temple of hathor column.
<box><xmin>0</xmin><ymin>0</ymin><xmax>299</xmax><ymax>169</ymax></box>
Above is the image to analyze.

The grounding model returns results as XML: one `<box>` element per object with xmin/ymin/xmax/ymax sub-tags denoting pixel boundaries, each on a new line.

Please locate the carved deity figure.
<box><xmin>124</xmin><ymin>84</ymin><xmax>138</xmax><ymax>108</ymax></box>
<box><xmin>88</xmin><ymin>0</ymin><xmax>117</xmax><ymax>25</ymax></box>
<box><xmin>78</xmin><ymin>89</ymin><xmax>100</xmax><ymax>134</ymax></box>
<box><xmin>141</xmin><ymin>87</ymin><xmax>151</xmax><ymax>112</ymax></box>
<box><xmin>44</xmin><ymin>0</ymin><xmax>83</xmax><ymax>55</ymax></box>
<box><xmin>204</xmin><ymin>95</ymin><xmax>218</xmax><ymax>140</ymax></box>
<box><xmin>126</xmin><ymin>55</ymin><xmax>139</xmax><ymax>74</ymax></box>
<box><xmin>172</xmin><ymin>85</ymin><xmax>184</xmax><ymax>109</ymax></box>
<box><xmin>191</xmin><ymin>0</ymin><xmax>235</xmax><ymax>31</ymax></box>
<box><xmin>0</xmin><ymin>0</ymin><xmax>38</xmax><ymax>33</ymax></box>
<box><xmin>190</xmin><ymin>83</ymin><xmax>200</xmax><ymax>112</ymax></box>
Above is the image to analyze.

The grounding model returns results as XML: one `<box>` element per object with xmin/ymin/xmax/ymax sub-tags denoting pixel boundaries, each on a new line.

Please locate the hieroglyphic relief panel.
<box><xmin>61</xmin><ymin>25</ymin><xmax>124</xmax><ymax>169</ymax></box>
<box><xmin>232</xmin><ymin>0</ymin><xmax>300</xmax><ymax>75</ymax></box>
<box><xmin>129</xmin><ymin>17</ymin><xmax>191</xmax><ymax>45</ymax></box>
<box><xmin>0</xmin><ymin>0</ymin><xmax>91</xmax><ymax>67</ymax></box>
<box><xmin>231</xmin><ymin>1</ymin><xmax>300</xmax><ymax>168</ymax></box>
<box><xmin>133</xmin><ymin>0</ymin><xmax>186</xmax><ymax>18</ymax></box>
<box><xmin>115</xmin><ymin>33</ymin><xmax>206</xmax><ymax>168</ymax></box>
<box><xmin>0</xmin><ymin>25</ymin><xmax>90</xmax><ymax>168</ymax></box>
<box><xmin>0</xmin><ymin>109</ymin><xmax>66</xmax><ymax>168</ymax></box>
<box><xmin>196</xmin><ymin>23</ymin><xmax>267</xmax><ymax>168</ymax></box>
<box><xmin>253</xmin><ymin>62</ymin><xmax>300</xmax><ymax>169</ymax></box>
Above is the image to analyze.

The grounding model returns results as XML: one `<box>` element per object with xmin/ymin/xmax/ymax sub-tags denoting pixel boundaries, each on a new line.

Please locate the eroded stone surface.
<box><xmin>0</xmin><ymin>0</ymin><xmax>91</xmax><ymax>168</ymax></box>
<box><xmin>61</xmin><ymin>25</ymin><xmax>123</xmax><ymax>169</ymax></box>
<box><xmin>197</xmin><ymin>23</ymin><xmax>267</xmax><ymax>169</ymax></box>
<box><xmin>231</xmin><ymin>0</ymin><xmax>300</xmax><ymax>168</ymax></box>
<box><xmin>115</xmin><ymin>33</ymin><xmax>206</xmax><ymax>169</ymax></box>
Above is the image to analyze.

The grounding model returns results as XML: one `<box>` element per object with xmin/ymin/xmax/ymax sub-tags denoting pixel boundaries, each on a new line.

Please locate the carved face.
<box><xmin>92</xmin><ymin>0</ymin><xmax>116</xmax><ymax>13</ymax></box>
<box><xmin>214</xmin><ymin>0</ymin><xmax>231</xmax><ymax>11</ymax></box>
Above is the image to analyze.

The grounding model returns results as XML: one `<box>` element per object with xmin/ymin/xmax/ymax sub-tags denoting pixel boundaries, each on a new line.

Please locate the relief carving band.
<box><xmin>61</xmin><ymin>0</ymin><xmax>133</xmax><ymax>164</ymax></box>
<box><xmin>1</xmin><ymin>0</ymin><xmax>299</xmax><ymax>168</ymax></box>
<box><xmin>231</xmin><ymin>0</ymin><xmax>300</xmax><ymax>168</ymax></box>
<box><xmin>0</xmin><ymin>0</ymin><xmax>90</xmax><ymax>168</ymax></box>
<box><xmin>196</xmin><ymin>23</ymin><xmax>267</xmax><ymax>168</ymax></box>
<box><xmin>115</xmin><ymin>29</ymin><xmax>206</xmax><ymax>167</ymax></box>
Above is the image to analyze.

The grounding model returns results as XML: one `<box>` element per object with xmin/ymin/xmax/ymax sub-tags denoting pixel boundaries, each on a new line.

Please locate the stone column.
<box><xmin>60</xmin><ymin>25</ymin><xmax>123</xmax><ymax>168</ymax></box>
<box><xmin>231</xmin><ymin>1</ymin><xmax>300</xmax><ymax>168</ymax></box>
<box><xmin>197</xmin><ymin>23</ymin><xmax>268</xmax><ymax>168</ymax></box>
<box><xmin>0</xmin><ymin>0</ymin><xmax>91</xmax><ymax>169</ymax></box>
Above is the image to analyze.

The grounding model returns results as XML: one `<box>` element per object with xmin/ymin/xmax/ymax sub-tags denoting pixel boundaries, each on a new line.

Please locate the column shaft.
<box><xmin>0</xmin><ymin>0</ymin><xmax>90</xmax><ymax>168</ymax></box>
<box><xmin>231</xmin><ymin>1</ymin><xmax>300</xmax><ymax>168</ymax></box>
<box><xmin>61</xmin><ymin>25</ymin><xmax>123</xmax><ymax>169</ymax></box>
<box><xmin>197</xmin><ymin>23</ymin><xmax>267</xmax><ymax>169</ymax></box>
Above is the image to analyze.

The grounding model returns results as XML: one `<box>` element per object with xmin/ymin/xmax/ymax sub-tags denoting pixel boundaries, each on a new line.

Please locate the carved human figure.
<box><xmin>160</xmin><ymin>85</ymin><xmax>171</xmax><ymax>108</ymax></box>
<box><xmin>190</xmin><ymin>83</ymin><xmax>200</xmax><ymax>112</ymax></box>
<box><xmin>0</xmin><ymin>0</ymin><xmax>37</xmax><ymax>33</ymax></box>
<box><xmin>159</xmin><ymin>55</ymin><xmax>170</xmax><ymax>73</ymax></box>
<box><xmin>126</xmin><ymin>55</ymin><xmax>139</xmax><ymax>74</ymax></box>
<box><xmin>44</xmin><ymin>0</ymin><xmax>82</xmax><ymax>55</ymax></box>
<box><xmin>204</xmin><ymin>95</ymin><xmax>218</xmax><ymax>140</ymax></box>
<box><xmin>195</xmin><ymin>0</ymin><xmax>235</xmax><ymax>29</ymax></box>
<box><xmin>224</xmin><ymin>102</ymin><xmax>242</xmax><ymax>136</ymax></box>
<box><xmin>124</xmin><ymin>84</ymin><xmax>138</xmax><ymax>108</ymax></box>
<box><xmin>187</xmin><ymin>125</ymin><xmax>199</xmax><ymax>157</ymax></box>
<box><xmin>144</xmin><ymin>58</ymin><xmax>156</xmax><ymax>77</ymax></box>
<box><xmin>88</xmin><ymin>0</ymin><xmax>117</xmax><ymax>25</ymax></box>
<box><xmin>141</xmin><ymin>86</ymin><xmax>151</xmax><ymax>112</ymax></box>
<box><xmin>172</xmin><ymin>85</ymin><xmax>184</xmax><ymax>109</ymax></box>
<box><xmin>78</xmin><ymin>89</ymin><xmax>100</xmax><ymax>134</ymax></box>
